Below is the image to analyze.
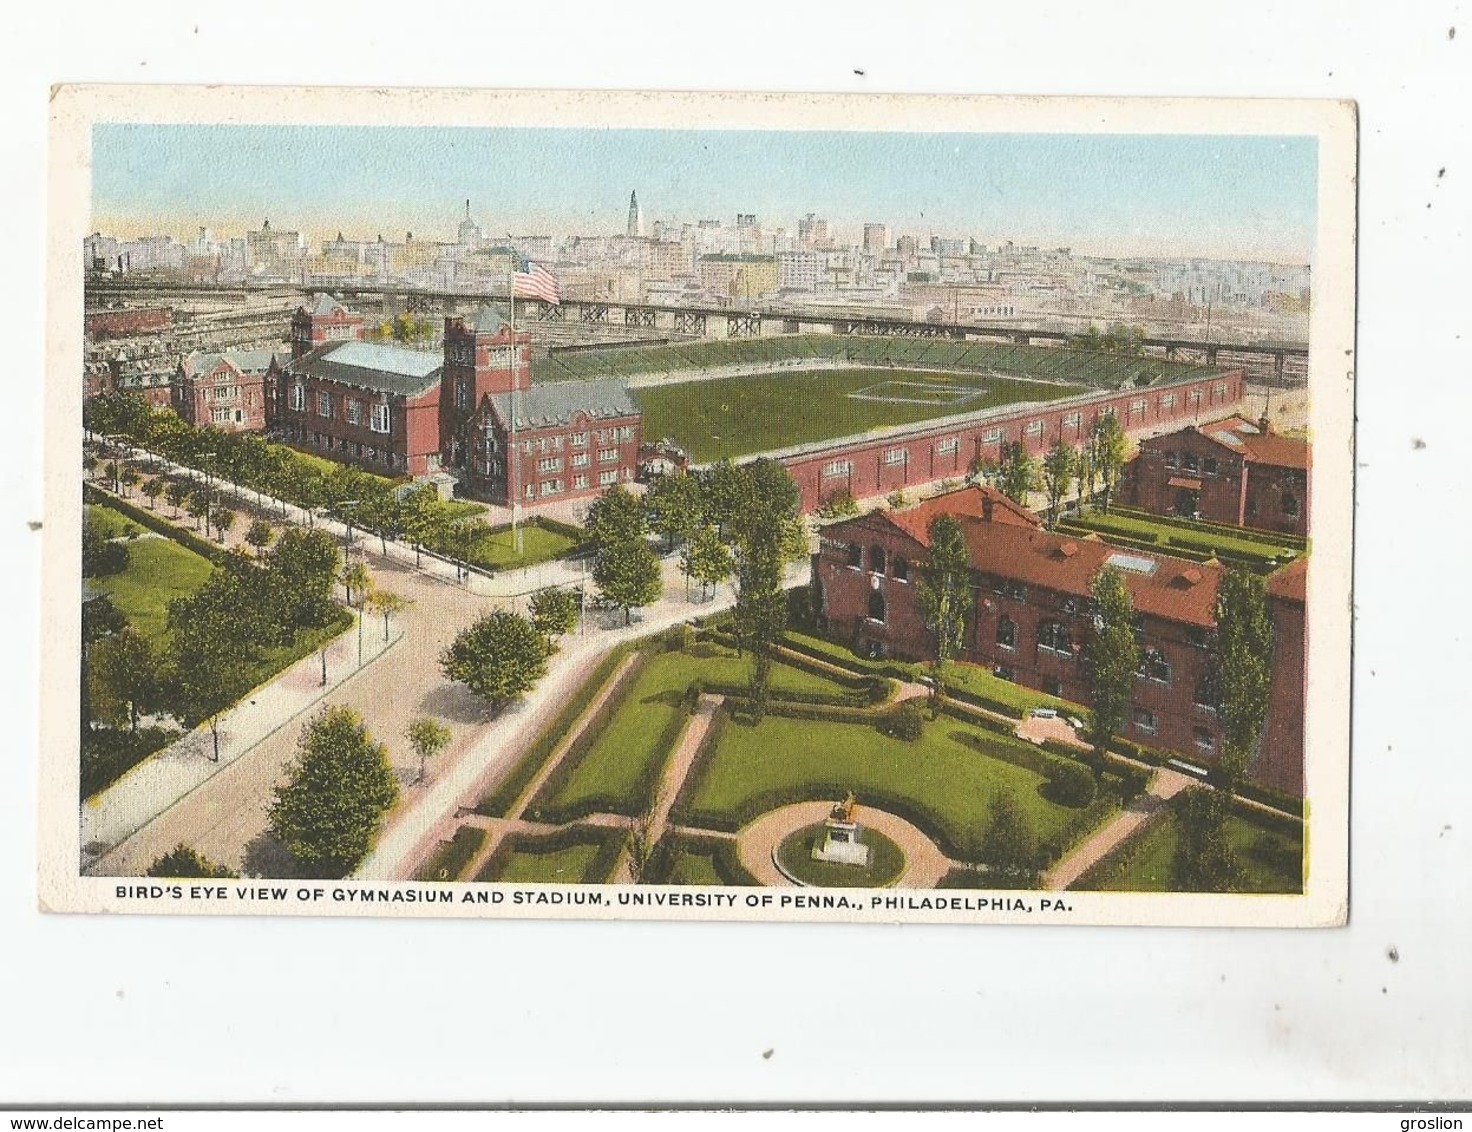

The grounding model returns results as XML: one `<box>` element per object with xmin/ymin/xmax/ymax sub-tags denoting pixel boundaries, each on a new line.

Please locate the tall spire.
<box><xmin>627</xmin><ymin>190</ymin><xmax>642</xmax><ymax>239</ymax></box>
<box><xmin>465</xmin><ymin>198</ymin><xmax>471</xmax><ymax>219</ymax></box>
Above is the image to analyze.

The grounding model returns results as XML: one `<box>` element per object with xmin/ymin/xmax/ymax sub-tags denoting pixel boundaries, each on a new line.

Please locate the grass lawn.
<box><xmin>478</xmin><ymin>840</ymin><xmax>611</xmax><ymax>883</ymax></box>
<box><xmin>775</xmin><ymin>822</ymin><xmax>906</xmax><ymax>887</ymax></box>
<box><xmin>1060</xmin><ymin>509</ymin><xmax>1303</xmax><ymax>565</ymax></box>
<box><xmin>680</xmin><ymin>713</ymin><xmax>1116</xmax><ymax>861</ymax></box>
<box><xmin>536</xmin><ymin>643</ymin><xmax>852</xmax><ymax>821</ymax></box>
<box><xmin>438</xmin><ymin>499</ymin><xmax>488</xmax><ymax>521</ymax></box>
<box><xmin>662</xmin><ymin>845</ymin><xmax>725</xmax><ymax>885</ymax></box>
<box><xmin>1072</xmin><ymin>810</ymin><xmax>1304</xmax><ymax>894</ymax></box>
<box><xmin>85</xmin><ymin>503</ymin><xmax>145</xmax><ymax>540</ymax></box>
<box><xmin>94</xmin><ymin>537</ymin><xmax>214</xmax><ymax>643</ymax></box>
<box><xmin>465</xmin><ymin>522</ymin><xmax>581</xmax><ymax>571</ymax></box>
<box><xmin>634</xmin><ymin>367</ymin><xmax>1086</xmax><ymax>463</ymax></box>
<box><xmin>413</xmin><ymin>825</ymin><xmax>488</xmax><ymax>882</ymax></box>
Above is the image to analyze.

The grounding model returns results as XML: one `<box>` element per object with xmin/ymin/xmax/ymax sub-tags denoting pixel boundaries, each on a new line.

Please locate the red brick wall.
<box><xmin>1258</xmin><ymin>596</ymin><xmax>1306</xmax><ymax>795</ymax></box>
<box><xmin>1243</xmin><ymin>466</ymin><xmax>1309</xmax><ymax>537</ymax></box>
<box><xmin>787</xmin><ymin>370</ymin><xmax>1244</xmax><ymax>513</ymax></box>
<box><xmin>815</xmin><ymin>514</ymin><xmax>932</xmax><ymax>659</ymax></box>
<box><xmin>272</xmin><ymin>370</ymin><xmax>439</xmax><ymax>477</ymax></box>
<box><xmin>291</xmin><ymin>307</ymin><xmax>365</xmax><ymax>358</ymax></box>
<box><xmin>175</xmin><ymin>364</ymin><xmax>269</xmax><ymax>433</ymax></box>
<box><xmin>1129</xmin><ymin>430</ymin><xmax>1250</xmax><ymax>524</ymax></box>
<box><xmin>86</xmin><ymin>307</ymin><xmax>172</xmax><ymax>338</ymax></box>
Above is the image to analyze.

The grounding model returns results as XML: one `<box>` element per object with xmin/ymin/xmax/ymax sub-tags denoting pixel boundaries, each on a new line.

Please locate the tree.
<box><xmin>1074</xmin><ymin>439</ymin><xmax>1097</xmax><ymax>511</ymax></box>
<box><xmin>268</xmin><ymin>705</ymin><xmax>399</xmax><ymax>877</ymax></box>
<box><xmin>1172</xmin><ymin>787</ymin><xmax>1238</xmax><ymax>892</ymax></box>
<box><xmin>1083</xmin><ymin>565</ymin><xmax>1140</xmax><ymax>769</ymax></box>
<box><xmin>1041</xmin><ymin>439</ymin><xmax>1077</xmax><ymax>529</ymax></box>
<box><xmin>82</xmin><ymin>517</ymin><xmax>129</xmax><ymax>578</ymax></box>
<box><xmin>340</xmin><ymin>560</ymin><xmax>371</xmax><ymax>606</ymax></box>
<box><xmin>147</xmin><ymin>844</ymin><xmax>237</xmax><ymax>879</ymax></box>
<box><xmin>185</xmin><ymin>490</ymin><xmax>210</xmax><ymax>532</ymax></box>
<box><xmin>528</xmin><ymin>586</ymin><xmax>579</xmax><ymax>641</ymax></box>
<box><xmin>365</xmin><ymin>588</ymin><xmax>409</xmax><ymax>642</ymax></box>
<box><xmin>726</xmin><ymin>459</ymin><xmax>801</xmax><ymax>710</ymax></box>
<box><xmin>141</xmin><ymin>477</ymin><xmax>164</xmax><ymax>510</ymax></box>
<box><xmin>120</xmin><ymin>468</ymin><xmax>141</xmax><ymax>497</ymax></box>
<box><xmin>915</xmin><ymin>514</ymin><xmax>974</xmax><ymax>702</ymax></box>
<box><xmin>440</xmin><ymin>610</ymin><xmax>550</xmax><ymax>712</ymax></box>
<box><xmin>83</xmin><ymin>453</ymin><xmax>99</xmax><ymax>481</ymax></box>
<box><xmin>1211</xmin><ymin>569</ymin><xmax>1275</xmax><ymax>794</ymax></box>
<box><xmin>583</xmin><ymin>483</ymin><xmax>648</xmax><ymax>551</ymax></box>
<box><xmin>167</xmin><ymin>589</ymin><xmax>256</xmax><ymax>763</ymax></box>
<box><xmin>245</xmin><ymin>518</ymin><xmax>275</xmax><ymax>559</ymax></box>
<box><xmin>682</xmin><ymin>523</ymin><xmax>733</xmax><ymax>601</ymax></box>
<box><xmin>593</xmin><ymin>537</ymin><xmax>662</xmax><ymax>626</ymax></box>
<box><xmin>981</xmin><ymin>793</ymin><xmax>1040</xmax><ymax>888</ymax></box>
<box><xmin>89</xmin><ymin>628</ymin><xmax>158</xmax><ymax>732</ymax></box>
<box><xmin>102</xmin><ymin>461</ymin><xmax>119</xmax><ymax>491</ymax></box>
<box><xmin>1090</xmin><ymin>413</ymin><xmax>1128</xmax><ymax>512</ymax></box>
<box><xmin>997</xmin><ymin>442</ymin><xmax>1040</xmax><ymax>505</ymax></box>
<box><xmin>399</xmin><ymin>486</ymin><xmax>442</xmax><ymax>567</ymax></box>
<box><xmin>267</xmin><ymin>528</ymin><xmax>341</xmax><ymax>633</ymax></box>
<box><xmin>644</xmin><ymin>469</ymin><xmax>704</xmax><ymax>552</ymax></box>
<box><xmin>212</xmin><ymin>507</ymin><xmax>236</xmax><ymax>543</ymax></box>
<box><xmin>406</xmin><ymin>716</ymin><xmax>451</xmax><ymax>785</ymax></box>
<box><xmin>165</xmin><ymin>479</ymin><xmax>189</xmax><ymax>517</ymax></box>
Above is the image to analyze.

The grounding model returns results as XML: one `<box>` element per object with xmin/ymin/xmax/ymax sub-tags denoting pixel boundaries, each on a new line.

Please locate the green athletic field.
<box><xmin>632</xmin><ymin>367</ymin><xmax>1086</xmax><ymax>463</ymax></box>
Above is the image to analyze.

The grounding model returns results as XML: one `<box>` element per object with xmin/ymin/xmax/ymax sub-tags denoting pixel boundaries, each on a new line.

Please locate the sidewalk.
<box><xmin>1041</xmin><ymin>766</ymin><xmax>1196</xmax><ymax>890</ymax></box>
<box><xmin>81</xmin><ymin>610</ymin><xmax>402</xmax><ymax>871</ymax></box>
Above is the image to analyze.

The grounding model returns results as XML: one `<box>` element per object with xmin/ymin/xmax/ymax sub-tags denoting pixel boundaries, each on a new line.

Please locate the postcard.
<box><xmin>41</xmin><ymin>86</ymin><xmax>1355</xmax><ymax>926</ymax></box>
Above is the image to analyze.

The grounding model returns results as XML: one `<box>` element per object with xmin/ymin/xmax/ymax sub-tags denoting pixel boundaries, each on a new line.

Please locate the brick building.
<box><xmin>85</xmin><ymin>306</ymin><xmax>172</xmax><ymax>338</ymax></box>
<box><xmin>174</xmin><ymin>348</ymin><xmax>280</xmax><ymax>432</ymax></box>
<box><xmin>1123</xmin><ymin>415</ymin><xmax>1310</xmax><ymax>536</ymax></box>
<box><xmin>815</xmin><ymin>485</ymin><xmax>1306</xmax><ymax>794</ymax></box>
<box><xmin>83</xmin><ymin>361</ymin><xmax>114</xmax><ymax>401</ymax></box>
<box><xmin>778</xmin><ymin>369</ymin><xmax>1247</xmax><ymax>514</ymax></box>
<box><xmin>268</xmin><ymin>297</ymin><xmax>642</xmax><ymax>499</ymax></box>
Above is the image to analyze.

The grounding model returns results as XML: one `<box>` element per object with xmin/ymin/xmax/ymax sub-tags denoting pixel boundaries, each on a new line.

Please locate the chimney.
<box><xmin>982</xmin><ymin>494</ymin><xmax>994</xmax><ymax>523</ymax></box>
<box><xmin>1258</xmin><ymin>414</ymin><xmax>1272</xmax><ymax>434</ymax></box>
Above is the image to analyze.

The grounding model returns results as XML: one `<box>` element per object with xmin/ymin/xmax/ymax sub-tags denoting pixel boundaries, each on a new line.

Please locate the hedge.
<box><xmin>645</xmin><ymin>829</ymin><xmax>758</xmax><ymax>886</ymax></box>
<box><xmin>693</xmin><ymin>679</ymin><xmax>868</xmax><ymax>710</ymax></box>
<box><xmin>473</xmin><ymin>823</ymin><xmax>626</xmax><ymax>884</ymax></box>
<box><xmin>476</xmin><ymin>646</ymin><xmax>634</xmax><ymax>817</ymax></box>
<box><xmin>1112</xmin><ymin>506</ymin><xmax>1309</xmax><ymax>550</ymax></box>
<box><xmin>81</xmin><ymin>725</ymin><xmax>180</xmax><ymax>800</ymax></box>
<box><xmin>84</xmin><ymin>483</ymin><xmax>231</xmax><ymax>566</ymax></box>
<box><xmin>413</xmin><ymin>825</ymin><xmax>489</xmax><ymax>882</ymax></box>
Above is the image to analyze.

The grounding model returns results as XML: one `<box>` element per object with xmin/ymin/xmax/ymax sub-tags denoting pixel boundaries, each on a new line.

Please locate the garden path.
<box><xmin>1041</xmin><ymin>766</ymin><xmax>1196</xmax><ymax>890</ymax></box>
<box><xmin>736</xmin><ymin>800</ymin><xmax>957</xmax><ymax>889</ymax></box>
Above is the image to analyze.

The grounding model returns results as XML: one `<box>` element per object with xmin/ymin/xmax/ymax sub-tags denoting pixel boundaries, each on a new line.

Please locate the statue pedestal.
<box><xmin>812</xmin><ymin>818</ymin><xmax>870</xmax><ymax>867</ymax></box>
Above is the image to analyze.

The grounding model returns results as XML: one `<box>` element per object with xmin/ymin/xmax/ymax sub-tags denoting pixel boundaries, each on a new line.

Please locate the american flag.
<box><xmin>512</xmin><ymin>258</ymin><xmax>561</xmax><ymax>304</ymax></box>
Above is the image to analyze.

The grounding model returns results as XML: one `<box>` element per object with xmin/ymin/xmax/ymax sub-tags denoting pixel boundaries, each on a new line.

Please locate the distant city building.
<box><xmin>627</xmin><ymin>190</ymin><xmax>643</xmax><ymax>239</ymax></box>
<box><xmin>698</xmin><ymin>253</ymin><xmax>780</xmax><ymax>302</ymax></box>
<box><xmin>862</xmin><ymin>223</ymin><xmax>889</xmax><ymax>254</ymax></box>
<box><xmin>797</xmin><ymin>213</ymin><xmax>831</xmax><ymax>249</ymax></box>
<box><xmin>85</xmin><ymin>307</ymin><xmax>172</xmax><ymax>338</ymax></box>
<box><xmin>776</xmin><ymin>249</ymin><xmax>824</xmax><ymax>291</ymax></box>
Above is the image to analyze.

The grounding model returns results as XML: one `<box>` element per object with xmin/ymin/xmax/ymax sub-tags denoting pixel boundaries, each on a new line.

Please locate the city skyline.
<box><xmin>92</xmin><ymin>125</ymin><xmax>1318</xmax><ymax>264</ymax></box>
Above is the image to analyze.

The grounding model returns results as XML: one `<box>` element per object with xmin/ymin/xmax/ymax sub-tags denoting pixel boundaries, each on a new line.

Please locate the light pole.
<box><xmin>198</xmin><ymin>450</ymin><xmax>217</xmax><ymax>539</ymax></box>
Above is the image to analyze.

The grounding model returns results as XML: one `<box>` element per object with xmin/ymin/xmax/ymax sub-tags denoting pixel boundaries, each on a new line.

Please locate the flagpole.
<box><xmin>510</xmin><ymin>267</ymin><xmax>522</xmax><ymax>556</ymax></box>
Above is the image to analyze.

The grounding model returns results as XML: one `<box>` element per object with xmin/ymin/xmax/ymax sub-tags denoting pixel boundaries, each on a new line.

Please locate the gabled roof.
<box><xmin>304</xmin><ymin>293</ymin><xmax>354</xmax><ymax>317</ymax></box>
<box><xmin>284</xmin><ymin>340</ymin><xmax>442</xmax><ymax>398</ymax></box>
<box><xmin>958</xmin><ymin>519</ymin><xmax>1224</xmax><ymax>627</ymax></box>
<box><xmin>885</xmin><ymin>485</ymin><xmax>1040</xmax><ymax>545</ymax></box>
<box><xmin>486</xmin><ymin>378</ymin><xmax>638</xmax><ymax>431</ymax></box>
<box><xmin>1175</xmin><ymin>416</ymin><xmax>1311</xmax><ymax>471</ymax></box>
<box><xmin>180</xmin><ymin>348</ymin><xmax>282</xmax><ymax>380</ymax></box>
<box><xmin>473</xmin><ymin>305</ymin><xmax>509</xmax><ymax>334</ymax></box>
<box><xmin>1266</xmin><ymin>555</ymin><xmax>1308</xmax><ymax>604</ymax></box>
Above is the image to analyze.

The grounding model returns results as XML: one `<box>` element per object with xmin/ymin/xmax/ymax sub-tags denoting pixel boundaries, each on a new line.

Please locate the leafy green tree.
<box><xmin>1083</xmin><ymin>565</ymin><xmax>1140</xmax><ymax>769</ymax></box>
<box><xmin>816</xmin><ymin>489</ymin><xmax>860</xmax><ymax>519</ymax></box>
<box><xmin>340</xmin><ymin>560</ymin><xmax>371</xmax><ymax>606</ymax></box>
<box><xmin>147</xmin><ymin>844</ymin><xmax>237</xmax><ymax>879</ymax></box>
<box><xmin>997</xmin><ymin>442</ymin><xmax>1041</xmax><ymax>505</ymax></box>
<box><xmin>103</xmin><ymin>461</ymin><xmax>120</xmax><ymax>491</ymax></box>
<box><xmin>267</xmin><ymin>528</ymin><xmax>341</xmax><ymax>632</ymax></box>
<box><xmin>365</xmin><ymin>588</ymin><xmax>409</xmax><ymax>642</ymax></box>
<box><xmin>141</xmin><ymin>477</ymin><xmax>164</xmax><ymax>510</ymax></box>
<box><xmin>584</xmin><ymin>483</ymin><xmax>648</xmax><ymax>551</ymax></box>
<box><xmin>81</xmin><ymin>595</ymin><xmax>127</xmax><ymax>733</ymax></box>
<box><xmin>698</xmin><ymin>458</ymin><xmax>746</xmax><ymax>537</ymax></box>
<box><xmin>82</xmin><ymin>517</ymin><xmax>129</xmax><ymax>578</ymax></box>
<box><xmin>682</xmin><ymin>522</ymin><xmax>733</xmax><ymax>601</ymax></box>
<box><xmin>725</xmin><ymin>459</ymin><xmax>800</xmax><ymax>709</ymax></box>
<box><xmin>212</xmin><ymin>507</ymin><xmax>236</xmax><ymax>543</ymax></box>
<box><xmin>120</xmin><ymin>468</ymin><xmax>141</xmax><ymax>497</ymax></box>
<box><xmin>915</xmin><ymin>514</ymin><xmax>974</xmax><ymax>701</ymax></box>
<box><xmin>1041</xmin><ymin>439</ymin><xmax>1077</xmax><ymax>529</ymax></box>
<box><xmin>440</xmin><ymin>610</ymin><xmax>551</xmax><ymax>712</ymax></box>
<box><xmin>1090</xmin><ymin>413</ymin><xmax>1128</xmax><ymax>512</ymax></box>
<box><xmin>268</xmin><ymin>705</ymin><xmax>399</xmax><ymax>878</ymax></box>
<box><xmin>1074</xmin><ymin>440</ymin><xmax>1097</xmax><ymax>511</ymax></box>
<box><xmin>1211</xmin><ymin>569</ymin><xmax>1275</xmax><ymax>794</ymax></box>
<box><xmin>1172</xmin><ymin>787</ymin><xmax>1238</xmax><ymax>892</ymax></box>
<box><xmin>528</xmin><ymin>586</ymin><xmax>579</xmax><ymax>641</ymax></box>
<box><xmin>165</xmin><ymin>479</ymin><xmax>189</xmax><ymax>517</ymax></box>
<box><xmin>406</xmin><ymin>716</ymin><xmax>452</xmax><ymax>785</ymax></box>
<box><xmin>83</xmin><ymin>453</ymin><xmax>99</xmax><ymax>481</ymax></box>
<box><xmin>644</xmin><ymin>469</ymin><xmax>704</xmax><ymax>552</ymax></box>
<box><xmin>185</xmin><ymin>490</ymin><xmax>210</xmax><ymax>532</ymax></box>
<box><xmin>593</xmin><ymin>537</ymin><xmax>663</xmax><ymax>626</ymax></box>
<box><xmin>167</xmin><ymin>588</ymin><xmax>256</xmax><ymax>763</ymax></box>
<box><xmin>89</xmin><ymin>628</ymin><xmax>159</xmax><ymax>732</ymax></box>
<box><xmin>981</xmin><ymin>793</ymin><xmax>1040</xmax><ymax>888</ymax></box>
<box><xmin>245</xmin><ymin>519</ymin><xmax>275</xmax><ymax>559</ymax></box>
<box><xmin>399</xmin><ymin>486</ymin><xmax>443</xmax><ymax>567</ymax></box>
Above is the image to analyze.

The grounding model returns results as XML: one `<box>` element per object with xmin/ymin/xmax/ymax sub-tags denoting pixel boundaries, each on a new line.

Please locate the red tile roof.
<box><xmin>1194</xmin><ymin>416</ymin><xmax>1310</xmax><ymax>471</ymax></box>
<box><xmin>1266</xmin><ymin>555</ymin><xmax>1308</xmax><ymax>604</ymax></box>
<box><xmin>885</xmin><ymin>485</ymin><xmax>1040</xmax><ymax>546</ymax></box>
<box><xmin>957</xmin><ymin>518</ymin><xmax>1224</xmax><ymax>627</ymax></box>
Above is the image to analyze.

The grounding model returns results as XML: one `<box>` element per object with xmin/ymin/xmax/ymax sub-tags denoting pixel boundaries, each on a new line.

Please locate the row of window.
<box><xmin>524</xmin><ymin>468</ymin><xmax>629</xmax><ymax>498</ymax></box>
<box><xmin>300</xmin><ymin>429</ymin><xmax>400</xmax><ymax>469</ymax></box>
<box><xmin>842</xmin><ymin>543</ymin><xmax>910</xmax><ymax>581</ymax></box>
<box><xmin>291</xmin><ymin>386</ymin><xmax>393</xmax><ymax>435</ymax></box>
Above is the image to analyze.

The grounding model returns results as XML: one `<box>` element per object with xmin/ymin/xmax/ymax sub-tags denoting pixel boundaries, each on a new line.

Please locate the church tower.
<box><xmin>439</xmin><ymin>306</ymin><xmax>532</xmax><ymax>469</ymax></box>
<box><xmin>627</xmin><ymin>190</ymin><xmax>642</xmax><ymax>239</ymax></box>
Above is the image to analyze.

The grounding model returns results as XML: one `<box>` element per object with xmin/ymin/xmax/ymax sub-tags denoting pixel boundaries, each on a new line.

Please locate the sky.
<box><xmin>91</xmin><ymin>125</ymin><xmax>1318</xmax><ymax>263</ymax></box>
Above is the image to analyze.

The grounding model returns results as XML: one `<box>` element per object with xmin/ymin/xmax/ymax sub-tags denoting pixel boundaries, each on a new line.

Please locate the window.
<box><xmin>1193</xmin><ymin>726</ymin><xmax>1216</xmax><ymax>753</ymax></box>
<box><xmin>573</xmin><ymin>474</ymin><xmax>589</xmax><ymax>490</ymax></box>
<box><xmin>984</xmin><ymin>427</ymin><xmax>1003</xmax><ymax>443</ymax></box>
<box><xmin>345</xmin><ymin>399</ymin><xmax>362</xmax><ymax>426</ymax></box>
<box><xmin>523</xmin><ymin>440</ymin><xmax>536</xmax><ymax>455</ymax></box>
<box><xmin>883</xmin><ymin>447</ymin><xmax>907</xmax><ymax>466</ymax></box>
<box><xmin>599</xmin><ymin>470</ymin><xmax>618</xmax><ymax>486</ymax></box>
<box><xmin>1138</xmin><ymin>646</ymin><xmax>1171</xmax><ymax>684</ymax></box>
<box><xmin>1063</xmin><ymin>412</ymin><xmax>1082</xmax><ymax>431</ymax></box>
<box><xmin>547</xmin><ymin>435</ymin><xmax>563</xmax><ymax>451</ymax></box>
<box><xmin>846</xmin><ymin>543</ymin><xmax>862</xmax><ymax>569</ymax></box>
<box><xmin>869</xmin><ymin>545</ymin><xmax>887</xmax><ymax>573</ymax></box>
<box><xmin>1203</xmin><ymin>457</ymin><xmax>1219</xmax><ymax>476</ymax></box>
<box><xmin>892</xmin><ymin>556</ymin><xmax>910</xmax><ymax>582</ymax></box>
<box><xmin>936</xmin><ymin>438</ymin><xmax>958</xmax><ymax>455</ymax></box>
<box><xmin>1130</xmin><ymin>398</ymin><xmax>1147</xmax><ymax>416</ymax></box>
<box><xmin>1160</xmin><ymin>393</ymin><xmax>1177</xmax><ymax>411</ymax></box>
<box><xmin>1183</xmin><ymin>453</ymin><xmax>1200</xmax><ymax>474</ymax></box>
<box><xmin>996</xmin><ymin>616</ymin><xmax>1017</xmax><ymax>650</ymax></box>
<box><xmin>211</xmin><ymin>407</ymin><xmax>230</xmax><ymax>423</ymax></box>
<box><xmin>571</xmin><ymin>432</ymin><xmax>589</xmax><ymax>448</ymax></box>
<box><xmin>598</xmin><ymin>448</ymin><xmax>618</xmax><ymax>463</ymax></box>
<box><xmin>538</xmin><ymin>457</ymin><xmax>563</xmax><ymax>473</ymax></box>
<box><xmin>1038</xmin><ymin>621</ymin><xmax>1072</xmax><ymax>654</ymax></box>
<box><xmin>1164</xmin><ymin>450</ymin><xmax>1179</xmax><ymax>469</ymax></box>
<box><xmin>1282</xmin><ymin>492</ymin><xmax>1301</xmax><ymax>518</ymax></box>
<box><xmin>572</xmin><ymin>452</ymin><xmax>590</xmax><ymax>468</ymax></box>
<box><xmin>1132</xmin><ymin>707</ymin><xmax>1158</xmax><ymax>735</ymax></box>
<box><xmin>617</xmin><ymin>426</ymin><xmax>636</xmax><ymax>442</ymax></box>
<box><xmin>540</xmin><ymin>480</ymin><xmax>564</xmax><ymax>496</ymax></box>
<box><xmin>1193</xmin><ymin>670</ymin><xmax>1220</xmax><ymax>713</ymax></box>
<box><xmin>525</xmin><ymin>484</ymin><xmax>536</xmax><ymax>500</ymax></box>
<box><xmin>823</xmin><ymin>459</ymin><xmax>852</xmax><ymax>478</ymax></box>
<box><xmin>1044</xmin><ymin>679</ymin><xmax>1064</xmax><ymax>698</ymax></box>
<box><xmin>1025</xmin><ymin>420</ymin><xmax>1043</xmax><ymax>437</ymax></box>
<box><xmin>867</xmin><ymin>590</ymin><xmax>886</xmax><ymax>623</ymax></box>
<box><xmin>1213</xmin><ymin>381</ymin><xmax>1229</xmax><ymax>399</ymax></box>
<box><xmin>234</xmin><ymin>409</ymin><xmax>243</xmax><ymax>424</ymax></box>
<box><xmin>316</xmin><ymin>391</ymin><xmax>332</xmax><ymax>418</ymax></box>
<box><xmin>371</xmin><ymin>403</ymin><xmax>390</xmax><ymax>434</ymax></box>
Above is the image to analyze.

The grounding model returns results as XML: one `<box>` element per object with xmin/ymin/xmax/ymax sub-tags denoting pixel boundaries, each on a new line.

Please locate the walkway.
<box><xmin>736</xmin><ymin>800</ymin><xmax>956</xmax><ymax>889</ymax></box>
<box><xmin>1041</xmin><ymin>766</ymin><xmax>1196</xmax><ymax>890</ymax></box>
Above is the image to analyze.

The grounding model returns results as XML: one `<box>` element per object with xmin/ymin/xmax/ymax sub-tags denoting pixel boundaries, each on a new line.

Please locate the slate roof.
<box><xmin>180</xmin><ymin>348</ymin><xmax>282</xmax><ymax>380</ymax></box>
<box><xmin>473</xmin><ymin>305</ymin><xmax>510</xmax><ymax>334</ymax></box>
<box><xmin>307</xmin><ymin>293</ymin><xmax>352</xmax><ymax>317</ymax></box>
<box><xmin>487</xmin><ymin>378</ymin><xmax>638</xmax><ymax>431</ymax></box>
<box><xmin>284</xmin><ymin>340</ymin><xmax>443</xmax><ymax>398</ymax></box>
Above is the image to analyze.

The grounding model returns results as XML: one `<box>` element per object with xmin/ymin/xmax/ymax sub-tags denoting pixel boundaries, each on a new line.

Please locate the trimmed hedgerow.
<box><xmin>84</xmin><ymin>482</ymin><xmax>230</xmax><ymax>566</ymax></box>
<box><xmin>473</xmin><ymin>823</ymin><xmax>625</xmax><ymax>884</ymax></box>
<box><xmin>413</xmin><ymin>825</ymin><xmax>489</xmax><ymax>882</ymax></box>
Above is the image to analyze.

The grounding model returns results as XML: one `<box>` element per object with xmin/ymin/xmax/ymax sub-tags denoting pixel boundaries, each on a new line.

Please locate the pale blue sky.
<box><xmin>92</xmin><ymin>124</ymin><xmax>1317</xmax><ymax>262</ymax></box>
